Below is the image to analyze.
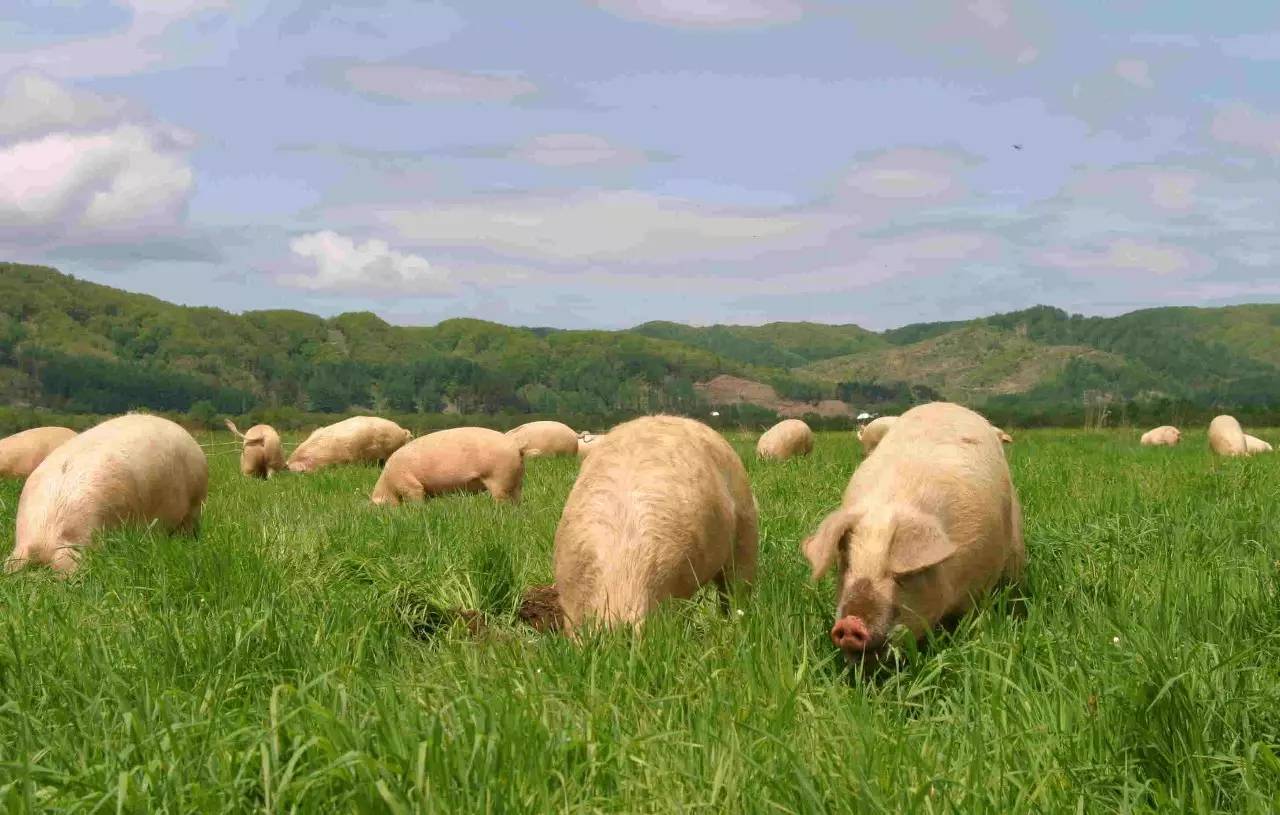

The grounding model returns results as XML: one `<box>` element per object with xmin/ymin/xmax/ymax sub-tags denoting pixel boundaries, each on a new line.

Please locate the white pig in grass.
<box><xmin>287</xmin><ymin>416</ymin><xmax>411</xmax><ymax>473</ymax></box>
<box><xmin>507</xmin><ymin>421</ymin><xmax>579</xmax><ymax>457</ymax></box>
<box><xmin>802</xmin><ymin>402</ymin><xmax>1025</xmax><ymax>667</ymax></box>
<box><xmin>756</xmin><ymin>419</ymin><xmax>814</xmax><ymax>460</ymax></box>
<box><xmin>1140</xmin><ymin>426</ymin><xmax>1181</xmax><ymax>447</ymax></box>
<box><xmin>857</xmin><ymin>416</ymin><xmax>897</xmax><ymax>454</ymax></box>
<box><xmin>553</xmin><ymin>415</ymin><xmax>758</xmax><ymax>633</ymax></box>
<box><xmin>1208</xmin><ymin>416</ymin><xmax>1248</xmax><ymax>457</ymax></box>
<box><xmin>7</xmin><ymin>414</ymin><xmax>208</xmax><ymax>575</ymax></box>
<box><xmin>1245</xmin><ymin>434</ymin><xmax>1273</xmax><ymax>454</ymax></box>
<box><xmin>225</xmin><ymin>420</ymin><xmax>286</xmax><ymax>478</ymax></box>
<box><xmin>371</xmin><ymin>427</ymin><xmax>524</xmax><ymax>506</ymax></box>
<box><xmin>0</xmin><ymin>426</ymin><xmax>77</xmax><ymax>478</ymax></box>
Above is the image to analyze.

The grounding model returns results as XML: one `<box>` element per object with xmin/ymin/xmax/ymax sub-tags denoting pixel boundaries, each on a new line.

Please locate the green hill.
<box><xmin>3</xmin><ymin>262</ymin><xmax>1280</xmax><ymax>424</ymax></box>
<box><xmin>630</xmin><ymin>320</ymin><xmax>886</xmax><ymax>368</ymax></box>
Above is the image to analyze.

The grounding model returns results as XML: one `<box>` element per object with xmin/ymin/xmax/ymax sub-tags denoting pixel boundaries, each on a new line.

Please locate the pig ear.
<box><xmin>888</xmin><ymin>514</ymin><xmax>957</xmax><ymax>577</ymax></box>
<box><xmin>801</xmin><ymin>509</ymin><xmax>856</xmax><ymax>580</ymax></box>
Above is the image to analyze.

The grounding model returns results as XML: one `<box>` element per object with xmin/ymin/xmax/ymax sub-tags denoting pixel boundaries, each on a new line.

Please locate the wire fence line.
<box><xmin>196</xmin><ymin>438</ymin><xmax>300</xmax><ymax>454</ymax></box>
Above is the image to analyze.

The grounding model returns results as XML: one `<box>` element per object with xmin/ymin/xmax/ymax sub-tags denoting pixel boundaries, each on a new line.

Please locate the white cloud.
<box><xmin>381</xmin><ymin>191</ymin><xmax>819</xmax><ymax>262</ymax></box>
<box><xmin>0</xmin><ymin>125</ymin><xmax>193</xmax><ymax>236</ymax></box>
<box><xmin>0</xmin><ymin>0</ymin><xmax>233</xmax><ymax>79</ymax></box>
<box><xmin>512</xmin><ymin>133</ymin><xmax>647</xmax><ymax>167</ymax></box>
<box><xmin>284</xmin><ymin>231</ymin><xmax>455</xmax><ymax>294</ymax></box>
<box><xmin>590</xmin><ymin>0</ymin><xmax>803</xmax><ymax>29</ymax></box>
<box><xmin>1114</xmin><ymin>58</ymin><xmax>1154</xmax><ymax>89</ymax></box>
<box><xmin>0</xmin><ymin>71</ymin><xmax>130</xmax><ymax>140</ymax></box>
<box><xmin>1211</xmin><ymin>102</ymin><xmax>1280</xmax><ymax>155</ymax></box>
<box><xmin>0</xmin><ymin>74</ymin><xmax>194</xmax><ymax>243</ymax></box>
<box><xmin>1041</xmin><ymin>238</ymin><xmax>1199</xmax><ymax>277</ymax></box>
<box><xmin>340</xmin><ymin>65</ymin><xmax>537</xmax><ymax>103</ymax></box>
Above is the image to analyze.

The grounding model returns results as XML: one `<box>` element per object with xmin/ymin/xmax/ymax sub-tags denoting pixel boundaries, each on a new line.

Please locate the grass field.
<box><xmin>2</xmin><ymin>428</ymin><xmax>1280</xmax><ymax>813</ymax></box>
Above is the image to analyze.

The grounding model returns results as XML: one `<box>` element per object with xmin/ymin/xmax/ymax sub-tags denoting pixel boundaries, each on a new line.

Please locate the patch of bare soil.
<box><xmin>694</xmin><ymin>374</ymin><xmax>853</xmax><ymax>418</ymax></box>
<box><xmin>518</xmin><ymin>584</ymin><xmax>564</xmax><ymax>633</ymax></box>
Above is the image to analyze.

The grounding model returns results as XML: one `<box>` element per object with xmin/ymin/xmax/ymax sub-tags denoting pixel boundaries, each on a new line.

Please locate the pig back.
<box><xmin>847</xmin><ymin>403</ymin><xmax>1018</xmax><ymax>566</ymax></box>
<box><xmin>554</xmin><ymin>416</ymin><xmax>753</xmax><ymax>624</ymax></box>
<box><xmin>0</xmin><ymin>427</ymin><xmax>78</xmax><ymax>477</ymax></box>
<box><xmin>15</xmin><ymin>415</ymin><xmax>207</xmax><ymax>550</ymax></box>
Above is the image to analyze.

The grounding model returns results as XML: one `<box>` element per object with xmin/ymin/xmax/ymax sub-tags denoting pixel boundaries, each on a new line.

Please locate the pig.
<box><xmin>577</xmin><ymin>433</ymin><xmax>604</xmax><ymax>458</ymax></box>
<box><xmin>286</xmin><ymin>416</ymin><xmax>411</xmax><ymax>473</ymax></box>
<box><xmin>757</xmin><ymin>419</ymin><xmax>814</xmax><ymax>460</ymax></box>
<box><xmin>6</xmin><ymin>414</ymin><xmax>208</xmax><ymax>575</ymax></box>
<box><xmin>1140</xmin><ymin>425</ymin><xmax>1181</xmax><ymax>447</ymax></box>
<box><xmin>993</xmin><ymin>427</ymin><xmax>1014</xmax><ymax>445</ymax></box>
<box><xmin>857</xmin><ymin>416</ymin><xmax>898</xmax><ymax>454</ymax></box>
<box><xmin>553</xmin><ymin>415</ymin><xmax>758</xmax><ymax>632</ymax></box>
<box><xmin>1245</xmin><ymin>434</ymin><xmax>1273</xmax><ymax>454</ymax></box>
<box><xmin>507</xmin><ymin>420</ymin><xmax>579</xmax><ymax>457</ymax></box>
<box><xmin>0</xmin><ymin>426</ymin><xmax>77</xmax><ymax>479</ymax></box>
<box><xmin>1208</xmin><ymin>415</ymin><xmax>1248</xmax><ymax>457</ymax></box>
<box><xmin>802</xmin><ymin>402</ymin><xmax>1025</xmax><ymax>667</ymax></box>
<box><xmin>371</xmin><ymin>427</ymin><xmax>524</xmax><ymax>506</ymax></box>
<box><xmin>225</xmin><ymin>420</ymin><xmax>285</xmax><ymax>478</ymax></box>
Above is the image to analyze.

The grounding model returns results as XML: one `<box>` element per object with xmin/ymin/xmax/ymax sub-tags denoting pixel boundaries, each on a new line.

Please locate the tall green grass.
<box><xmin>1</xmin><ymin>430</ymin><xmax>1278</xmax><ymax>813</ymax></box>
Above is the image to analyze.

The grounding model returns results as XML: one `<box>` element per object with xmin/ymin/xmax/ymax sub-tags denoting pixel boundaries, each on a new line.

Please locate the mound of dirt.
<box><xmin>518</xmin><ymin>584</ymin><xmax>564</xmax><ymax>633</ymax></box>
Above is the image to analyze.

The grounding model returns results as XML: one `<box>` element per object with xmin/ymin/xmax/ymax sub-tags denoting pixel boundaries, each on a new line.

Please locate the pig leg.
<box><xmin>395</xmin><ymin>475</ymin><xmax>427</xmax><ymax>504</ymax></box>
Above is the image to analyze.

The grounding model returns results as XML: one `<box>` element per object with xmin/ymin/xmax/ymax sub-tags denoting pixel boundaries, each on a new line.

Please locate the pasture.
<box><xmin>1</xmin><ymin>429</ymin><xmax>1279</xmax><ymax>813</ymax></box>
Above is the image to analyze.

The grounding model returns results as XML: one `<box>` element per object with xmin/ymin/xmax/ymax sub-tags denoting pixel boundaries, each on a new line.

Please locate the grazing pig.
<box><xmin>757</xmin><ymin>419</ymin><xmax>814</xmax><ymax>460</ymax></box>
<box><xmin>1245</xmin><ymin>434</ymin><xmax>1273</xmax><ymax>454</ymax></box>
<box><xmin>857</xmin><ymin>416</ymin><xmax>897</xmax><ymax>454</ymax></box>
<box><xmin>371</xmin><ymin>427</ymin><xmax>524</xmax><ymax>506</ymax></box>
<box><xmin>0</xmin><ymin>426</ymin><xmax>77</xmax><ymax>478</ymax></box>
<box><xmin>802</xmin><ymin>402</ymin><xmax>1024</xmax><ymax>667</ymax></box>
<box><xmin>577</xmin><ymin>433</ymin><xmax>604</xmax><ymax>458</ymax></box>
<box><xmin>507</xmin><ymin>420</ymin><xmax>579</xmax><ymax>457</ymax></box>
<box><xmin>225</xmin><ymin>420</ymin><xmax>285</xmax><ymax>479</ymax></box>
<box><xmin>1140</xmin><ymin>425</ymin><xmax>1181</xmax><ymax>447</ymax></box>
<box><xmin>7</xmin><ymin>414</ymin><xmax>207</xmax><ymax>575</ymax></box>
<box><xmin>286</xmin><ymin>416</ymin><xmax>411</xmax><ymax>473</ymax></box>
<box><xmin>993</xmin><ymin>427</ymin><xmax>1014</xmax><ymax>445</ymax></box>
<box><xmin>553</xmin><ymin>415</ymin><xmax>758</xmax><ymax>632</ymax></box>
<box><xmin>1208</xmin><ymin>415</ymin><xmax>1248</xmax><ymax>457</ymax></box>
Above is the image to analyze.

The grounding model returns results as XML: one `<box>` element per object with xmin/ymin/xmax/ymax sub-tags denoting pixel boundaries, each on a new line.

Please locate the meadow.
<box><xmin>1</xmin><ymin>428</ymin><xmax>1279</xmax><ymax>813</ymax></box>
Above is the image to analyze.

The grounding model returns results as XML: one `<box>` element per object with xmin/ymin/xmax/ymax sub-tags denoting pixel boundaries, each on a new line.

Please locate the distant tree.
<box><xmin>188</xmin><ymin>400</ymin><xmax>218</xmax><ymax>428</ymax></box>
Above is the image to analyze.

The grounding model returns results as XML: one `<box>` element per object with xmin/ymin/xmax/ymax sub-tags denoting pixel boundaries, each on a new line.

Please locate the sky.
<box><xmin>2</xmin><ymin>1</ymin><xmax>1280</xmax><ymax>330</ymax></box>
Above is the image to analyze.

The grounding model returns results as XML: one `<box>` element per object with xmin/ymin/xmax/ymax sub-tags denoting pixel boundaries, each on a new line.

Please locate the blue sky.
<box><xmin>2</xmin><ymin>0</ymin><xmax>1279</xmax><ymax>330</ymax></box>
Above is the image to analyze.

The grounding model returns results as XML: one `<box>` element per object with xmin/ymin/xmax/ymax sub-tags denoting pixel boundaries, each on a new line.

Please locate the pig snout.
<box><xmin>831</xmin><ymin>615</ymin><xmax>873</xmax><ymax>653</ymax></box>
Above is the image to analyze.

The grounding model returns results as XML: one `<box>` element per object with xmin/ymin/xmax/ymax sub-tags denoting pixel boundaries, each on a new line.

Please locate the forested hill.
<box><xmin>3</xmin><ymin>262</ymin><xmax>1280</xmax><ymax>425</ymax></box>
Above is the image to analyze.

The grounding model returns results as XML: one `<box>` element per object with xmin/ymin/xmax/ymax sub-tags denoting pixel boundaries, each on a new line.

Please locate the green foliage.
<box><xmin>188</xmin><ymin>400</ymin><xmax>219</xmax><ymax>429</ymax></box>
<box><xmin>3</xmin><ymin>431</ymin><xmax>1280</xmax><ymax>810</ymax></box>
<box><xmin>632</xmin><ymin>320</ymin><xmax>886</xmax><ymax>368</ymax></box>
<box><xmin>6</xmin><ymin>265</ymin><xmax>1280</xmax><ymax>426</ymax></box>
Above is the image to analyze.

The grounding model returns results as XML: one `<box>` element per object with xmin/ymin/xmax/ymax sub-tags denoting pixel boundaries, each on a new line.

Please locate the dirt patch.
<box><xmin>694</xmin><ymin>374</ymin><xmax>853</xmax><ymax>418</ymax></box>
<box><xmin>518</xmin><ymin>584</ymin><xmax>564</xmax><ymax>633</ymax></box>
